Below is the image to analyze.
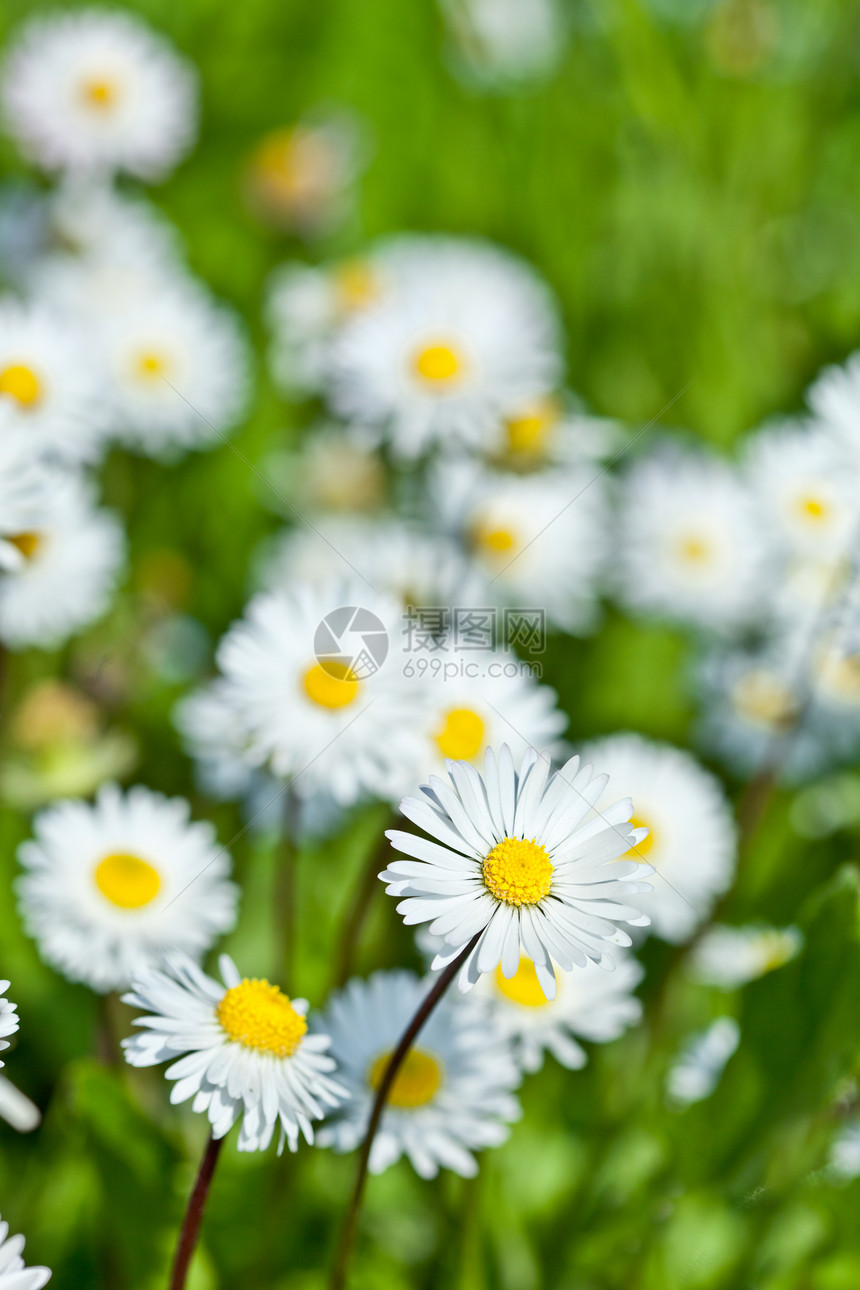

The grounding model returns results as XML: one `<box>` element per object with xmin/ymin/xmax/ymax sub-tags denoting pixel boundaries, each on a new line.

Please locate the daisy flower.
<box><xmin>212</xmin><ymin>580</ymin><xmax>428</xmax><ymax>806</ymax></box>
<box><xmin>744</xmin><ymin>421</ymin><xmax>854</xmax><ymax>560</ymax></box>
<box><xmin>261</xmin><ymin>424</ymin><xmax>386</xmax><ymax>516</ymax></box>
<box><xmin>485</xmin><ymin>392</ymin><xmax>622</xmax><ymax>473</ymax></box>
<box><xmin>0</xmin><ymin>1214</ymin><xmax>51</xmax><ymax>1289</ymax></box>
<box><xmin>122</xmin><ymin>952</ymin><xmax>345</xmax><ymax>1153</ymax></box>
<box><xmin>0</xmin><ymin>983</ymin><xmax>19</xmax><ymax>1067</ymax></box>
<box><xmin>329</xmin><ymin>235</ymin><xmax>562</xmax><ymax>458</ymax></box>
<box><xmin>440</xmin><ymin>0</ymin><xmax>565</xmax><ymax>88</ymax></box>
<box><xmin>472</xmin><ymin>948</ymin><xmax>643</xmax><ymax>1073</ymax></box>
<box><xmin>615</xmin><ymin>446</ymin><xmax>772</xmax><ymax>633</ymax></box>
<box><xmin>1</xmin><ymin>9</ymin><xmax>197</xmax><ymax>179</ymax></box>
<box><xmin>691</xmin><ymin>924</ymin><xmax>803</xmax><ymax>989</ymax></box>
<box><xmin>579</xmin><ymin>734</ymin><xmax>736</xmax><ymax>944</ymax></box>
<box><xmin>665</xmin><ymin>1017</ymin><xmax>740</xmax><ymax>1107</ymax></box>
<box><xmin>317</xmin><ymin>969</ymin><xmax>521</xmax><ymax>1177</ymax></box>
<box><xmin>382</xmin><ymin>745</ymin><xmax>653</xmax><ymax>999</ymax></box>
<box><xmin>16</xmin><ymin>783</ymin><xmax>238</xmax><ymax>993</ymax></box>
<box><xmin>829</xmin><ymin>1121</ymin><xmax>860</xmax><ymax>1181</ymax></box>
<box><xmin>45</xmin><ymin>177</ymin><xmax>181</xmax><ymax>272</ymax></box>
<box><xmin>0</xmin><ymin>470</ymin><xmax>125</xmax><ymax>650</ymax></box>
<box><xmin>807</xmin><ymin>351</ymin><xmax>860</xmax><ymax>471</ymax></box>
<box><xmin>0</xmin><ymin>296</ymin><xmax>107</xmax><ymax>464</ymax></box>
<box><xmin>431</xmin><ymin>455</ymin><xmax>609</xmax><ymax>634</ymax></box>
<box><xmin>246</xmin><ymin>112</ymin><xmax>367</xmax><ymax>237</ymax></box>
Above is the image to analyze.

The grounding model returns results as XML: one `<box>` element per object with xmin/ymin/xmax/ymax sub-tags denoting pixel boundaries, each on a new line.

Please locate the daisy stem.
<box><xmin>332</xmin><ymin>812</ymin><xmax>398</xmax><ymax>988</ymax></box>
<box><xmin>329</xmin><ymin>931</ymin><xmax>482</xmax><ymax>1290</ymax></box>
<box><xmin>168</xmin><ymin>1132</ymin><xmax>224</xmax><ymax>1290</ymax></box>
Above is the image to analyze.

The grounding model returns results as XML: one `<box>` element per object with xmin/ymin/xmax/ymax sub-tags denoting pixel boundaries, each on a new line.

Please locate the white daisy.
<box><xmin>440</xmin><ymin>0</ymin><xmax>565</xmax><ymax>87</ymax></box>
<box><xmin>579</xmin><ymin>734</ymin><xmax>736</xmax><ymax>944</ymax></box>
<box><xmin>0</xmin><ymin>983</ymin><xmax>19</xmax><ymax>1066</ymax></box>
<box><xmin>0</xmin><ymin>295</ymin><xmax>107</xmax><ymax>464</ymax></box>
<box><xmin>2</xmin><ymin>9</ymin><xmax>198</xmax><ymax>179</ymax></box>
<box><xmin>329</xmin><ymin>235</ymin><xmax>562</xmax><ymax>458</ymax></box>
<box><xmin>615</xmin><ymin>446</ymin><xmax>772</xmax><ymax>633</ymax></box>
<box><xmin>431</xmin><ymin>455</ymin><xmax>609</xmax><ymax>634</ymax></box>
<box><xmin>317</xmin><ymin>969</ymin><xmax>521</xmax><ymax>1177</ymax></box>
<box><xmin>744</xmin><ymin>421</ymin><xmax>854</xmax><ymax>560</ymax></box>
<box><xmin>212</xmin><ymin>580</ymin><xmax>429</xmax><ymax>806</ymax></box>
<box><xmin>807</xmin><ymin>351</ymin><xmax>860</xmax><ymax>471</ymax></box>
<box><xmin>0</xmin><ymin>428</ymin><xmax>52</xmax><ymax>575</ymax></box>
<box><xmin>382</xmin><ymin>745</ymin><xmax>653</xmax><ymax>1000</ymax></box>
<box><xmin>0</xmin><ymin>470</ymin><xmax>125</xmax><ymax>650</ymax></box>
<box><xmin>691</xmin><ymin>924</ymin><xmax>803</xmax><ymax>989</ymax></box>
<box><xmin>665</xmin><ymin>1017</ymin><xmax>740</xmax><ymax>1107</ymax></box>
<box><xmin>44</xmin><ymin>177</ymin><xmax>182</xmax><ymax>272</ymax></box>
<box><xmin>122</xmin><ymin>952</ymin><xmax>345</xmax><ymax>1153</ymax></box>
<box><xmin>246</xmin><ymin>113</ymin><xmax>367</xmax><ymax>238</ymax></box>
<box><xmin>259</xmin><ymin>424</ymin><xmax>386</xmax><ymax>516</ymax></box>
<box><xmin>96</xmin><ymin>278</ymin><xmax>250</xmax><ymax>459</ymax></box>
<box><xmin>0</xmin><ymin>1214</ymin><xmax>51</xmax><ymax>1290</ymax></box>
<box><xmin>472</xmin><ymin>949</ymin><xmax>643</xmax><ymax>1073</ymax></box>
<box><xmin>16</xmin><ymin>783</ymin><xmax>239</xmax><ymax>993</ymax></box>
<box><xmin>484</xmin><ymin>391</ymin><xmax>622</xmax><ymax>472</ymax></box>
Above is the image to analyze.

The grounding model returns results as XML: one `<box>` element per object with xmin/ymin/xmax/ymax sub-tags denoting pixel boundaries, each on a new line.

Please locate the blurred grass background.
<box><xmin>2</xmin><ymin>0</ymin><xmax>860</xmax><ymax>1287</ymax></box>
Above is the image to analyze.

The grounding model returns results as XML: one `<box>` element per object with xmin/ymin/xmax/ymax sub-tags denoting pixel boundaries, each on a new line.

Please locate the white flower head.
<box><xmin>808</xmin><ymin>351</ymin><xmax>860</xmax><ymax>472</ymax></box>
<box><xmin>440</xmin><ymin>0</ymin><xmax>566</xmax><ymax>88</ymax></box>
<box><xmin>0</xmin><ymin>982</ymin><xmax>19</xmax><ymax>1067</ymax></box>
<box><xmin>330</xmin><ymin>235</ymin><xmax>563</xmax><ymax>458</ymax></box>
<box><xmin>382</xmin><ymin>744</ymin><xmax>653</xmax><ymax>1000</ymax></box>
<box><xmin>123</xmin><ymin>952</ymin><xmax>346</xmax><ymax>1153</ymax></box>
<box><xmin>0</xmin><ymin>1214</ymin><xmax>51</xmax><ymax>1289</ymax></box>
<box><xmin>579</xmin><ymin>734</ymin><xmax>737</xmax><ymax>944</ymax></box>
<box><xmin>665</xmin><ymin>1017</ymin><xmax>740</xmax><ymax>1108</ymax></box>
<box><xmin>17</xmin><ymin>784</ymin><xmax>239</xmax><ymax>993</ymax></box>
<box><xmin>0</xmin><ymin>470</ymin><xmax>125</xmax><ymax>650</ymax></box>
<box><xmin>484</xmin><ymin>391</ymin><xmax>622</xmax><ymax>473</ymax></box>
<box><xmin>317</xmin><ymin>969</ymin><xmax>521</xmax><ymax>1177</ymax></box>
<box><xmin>247</xmin><ymin>112</ymin><xmax>368</xmax><ymax>238</ymax></box>
<box><xmin>615</xmin><ymin>446</ymin><xmax>772</xmax><ymax>633</ymax></box>
<box><xmin>691</xmin><ymin>924</ymin><xmax>803</xmax><ymax>990</ymax></box>
<box><xmin>2</xmin><ymin>8</ymin><xmax>198</xmax><ymax>179</ymax></box>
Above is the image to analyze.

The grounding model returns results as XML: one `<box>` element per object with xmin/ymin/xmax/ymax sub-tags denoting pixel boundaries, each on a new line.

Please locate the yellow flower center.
<box><xmin>0</xmin><ymin>364</ymin><xmax>42</xmax><ymax>408</ymax></box>
<box><xmin>626</xmin><ymin>814</ymin><xmax>655</xmax><ymax>861</ymax></box>
<box><xmin>435</xmin><ymin>706</ymin><xmax>485</xmax><ymax>761</ymax></box>
<box><xmin>796</xmin><ymin>493</ymin><xmax>829</xmax><ymax>524</ymax></box>
<box><xmin>7</xmin><ymin>532</ymin><xmax>42</xmax><ymax>561</ymax></box>
<box><xmin>368</xmin><ymin>1047</ymin><xmax>442</xmax><ymax>1108</ymax></box>
<box><xmin>494</xmin><ymin>957</ymin><xmax>554</xmax><ymax>1007</ymax></box>
<box><xmin>504</xmin><ymin>397</ymin><xmax>560</xmax><ymax>458</ymax></box>
<box><xmin>216</xmin><ymin>979</ymin><xmax>307</xmax><ymax>1057</ymax></box>
<box><xmin>302</xmin><ymin>660</ymin><xmax>360</xmax><ymax>710</ymax></box>
<box><xmin>333</xmin><ymin>259</ymin><xmax>381</xmax><ymax>313</ymax></box>
<box><xmin>471</xmin><ymin>518</ymin><xmax>519</xmax><ymax>558</ymax></box>
<box><xmin>413</xmin><ymin>341</ymin><xmax>464</xmax><ymax>386</ymax></box>
<box><xmin>732</xmin><ymin>670</ymin><xmax>797</xmax><ymax>730</ymax></box>
<box><xmin>80</xmin><ymin>76</ymin><xmax>119</xmax><ymax>110</ymax></box>
<box><xmin>676</xmin><ymin>533</ymin><xmax>712</xmax><ymax>564</ymax></box>
<box><xmin>482</xmin><ymin>837</ymin><xmax>554</xmax><ymax>906</ymax></box>
<box><xmin>94</xmin><ymin>852</ymin><xmax>162</xmax><ymax>910</ymax></box>
<box><xmin>134</xmin><ymin>351</ymin><xmax>169</xmax><ymax>381</ymax></box>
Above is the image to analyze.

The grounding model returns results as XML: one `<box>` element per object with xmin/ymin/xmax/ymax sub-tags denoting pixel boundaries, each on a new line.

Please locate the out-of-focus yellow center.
<box><xmin>504</xmin><ymin>397</ymin><xmax>560</xmax><ymax>458</ymax></box>
<box><xmin>217</xmin><ymin>979</ymin><xmax>307</xmax><ymax>1057</ymax></box>
<box><xmin>494</xmin><ymin>957</ymin><xmax>554</xmax><ymax>1007</ymax></box>
<box><xmin>94</xmin><ymin>852</ymin><xmax>162</xmax><ymax>909</ymax></box>
<box><xmin>0</xmin><ymin>364</ymin><xmax>42</xmax><ymax>408</ymax></box>
<box><xmin>134</xmin><ymin>351</ymin><xmax>169</xmax><ymax>380</ymax></box>
<box><xmin>368</xmin><ymin>1047</ymin><xmax>442</xmax><ymax>1108</ymax></box>
<box><xmin>80</xmin><ymin>76</ymin><xmax>119</xmax><ymax>109</ymax></box>
<box><xmin>302</xmin><ymin>660</ymin><xmax>360</xmax><ymax>709</ymax></box>
<box><xmin>676</xmin><ymin>533</ymin><xmax>712</xmax><ymax>564</ymax></box>
<box><xmin>732</xmin><ymin>670</ymin><xmax>797</xmax><ymax>729</ymax></box>
<box><xmin>471</xmin><ymin>518</ymin><xmax>519</xmax><ymax>558</ymax></box>
<box><xmin>795</xmin><ymin>493</ymin><xmax>830</xmax><ymax>524</ymax></box>
<box><xmin>413</xmin><ymin>342</ymin><xmax>464</xmax><ymax>385</ymax></box>
<box><xmin>626</xmin><ymin>814</ymin><xmax>655</xmax><ymax>861</ymax></box>
<box><xmin>483</xmin><ymin>837</ymin><xmax>553</xmax><ymax>907</ymax></box>
<box><xmin>435</xmin><ymin>707</ymin><xmax>485</xmax><ymax>761</ymax></box>
<box><xmin>7</xmin><ymin>532</ymin><xmax>42</xmax><ymax>561</ymax></box>
<box><xmin>333</xmin><ymin>259</ymin><xmax>381</xmax><ymax>313</ymax></box>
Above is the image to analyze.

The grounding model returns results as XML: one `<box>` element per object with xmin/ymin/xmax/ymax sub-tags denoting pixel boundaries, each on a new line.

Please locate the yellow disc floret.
<box><xmin>80</xmin><ymin>76</ymin><xmax>119</xmax><ymax>109</ymax></box>
<box><xmin>796</xmin><ymin>493</ymin><xmax>829</xmax><ymax>524</ymax></box>
<box><xmin>302</xmin><ymin>661</ymin><xmax>360</xmax><ymax>709</ymax></box>
<box><xmin>675</xmin><ymin>533</ymin><xmax>712</xmax><ymax>565</ymax></box>
<box><xmin>0</xmin><ymin>364</ymin><xmax>42</xmax><ymax>408</ymax></box>
<box><xmin>368</xmin><ymin>1047</ymin><xmax>442</xmax><ymax>1108</ymax></box>
<box><xmin>216</xmin><ymin>978</ymin><xmax>307</xmax><ymax>1057</ymax></box>
<box><xmin>494</xmin><ymin>957</ymin><xmax>554</xmax><ymax>1007</ymax></box>
<box><xmin>94</xmin><ymin>852</ymin><xmax>162</xmax><ymax>910</ymax></box>
<box><xmin>134</xmin><ymin>351</ymin><xmax>169</xmax><ymax>380</ymax></box>
<box><xmin>435</xmin><ymin>706</ymin><xmax>485</xmax><ymax>761</ymax></box>
<box><xmin>413</xmin><ymin>341</ymin><xmax>464</xmax><ymax>386</ymax></box>
<box><xmin>504</xmin><ymin>396</ymin><xmax>560</xmax><ymax>459</ymax></box>
<box><xmin>731</xmin><ymin>670</ymin><xmax>797</xmax><ymax>730</ymax></box>
<box><xmin>7</xmin><ymin>532</ymin><xmax>43</xmax><ymax>561</ymax></box>
<box><xmin>482</xmin><ymin>836</ymin><xmax>553</xmax><ymax>907</ymax></box>
<box><xmin>627</xmin><ymin>814</ymin><xmax>655</xmax><ymax>861</ymax></box>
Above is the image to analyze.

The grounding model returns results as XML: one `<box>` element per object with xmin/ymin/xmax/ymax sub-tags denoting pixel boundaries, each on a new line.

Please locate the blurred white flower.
<box><xmin>440</xmin><ymin>0</ymin><xmax>566</xmax><ymax>88</ymax></box>
<box><xmin>317</xmin><ymin>969</ymin><xmax>522</xmax><ymax>1177</ymax></box>
<box><xmin>808</xmin><ymin>351</ymin><xmax>860</xmax><ymax>473</ymax></box>
<box><xmin>258</xmin><ymin>425</ymin><xmax>386</xmax><ymax>515</ymax></box>
<box><xmin>484</xmin><ymin>392</ymin><xmax>623</xmax><ymax>472</ymax></box>
<box><xmin>123</xmin><ymin>952</ymin><xmax>345</xmax><ymax>1153</ymax></box>
<box><xmin>691</xmin><ymin>924</ymin><xmax>803</xmax><ymax>989</ymax></box>
<box><xmin>580</xmin><ymin>733</ymin><xmax>736</xmax><ymax>944</ymax></box>
<box><xmin>45</xmin><ymin>178</ymin><xmax>181</xmax><ymax>271</ymax></box>
<box><xmin>330</xmin><ymin>235</ymin><xmax>562</xmax><ymax>458</ymax></box>
<box><xmin>0</xmin><ymin>1213</ymin><xmax>50</xmax><ymax>1289</ymax></box>
<box><xmin>666</xmin><ymin>1017</ymin><xmax>740</xmax><ymax>1107</ymax></box>
<box><xmin>829</xmin><ymin>1120</ymin><xmax>860</xmax><ymax>1181</ymax></box>
<box><xmin>0</xmin><ymin>428</ymin><xmax>52</xmax><ymax>574</ymax></box>
<box><xmin>17</xmin><ymin>783</ymin><xmax>239</xmax><ymax>993</ymax></box>
<box><xmin>2</xmin><ymin>8</ymin><xmax>197</xmax><ymax>179</ymax></box>
<box><xmin>246</xmin><ymin>112</ymin><xmax>368</xmax><ymax>237</ymax></box>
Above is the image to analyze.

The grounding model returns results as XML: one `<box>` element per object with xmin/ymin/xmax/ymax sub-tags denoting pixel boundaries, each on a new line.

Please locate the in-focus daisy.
<box><xmin>211</xmin><ymin>580</ymin><xmax>429</xmax><ymax>806</ymax></box>
<box><xmin>0</xmin><ymin>296</ymin><xmax>107</xmax><ymax>464</ymax></box>
<box><xmin>579</xmin><ymin>734</ymin><xmax>736</xmax><ymax>944</ymax></box>
<box><xmin>615</xmin><ymin>447</ymin><xmax>772</xmax><ymax>633</ymax></box>
<box><xmin>691</xmin><ymin>924</ymin><xmax>803</xmax><ymax>989</ymax></box>
<box><xmin>431</xmin><ymin>456</ymin><xmax>609</xmax><ymax>634</ymax></box>
<box><xmin>807</xmin><ymin>352</ymin><xmax>860</xmax><ymax>472</ymax></box>
<box><xmin>123</xmin><ymin>952</ymin><xmax>345</xmax><ymax>1153</ymax></box>
<box><xmin>472</xmin><ymin>948</ymin><xmax>643</xmax><ymax>1073</ymax></box>
<box><xmin>330</xmin><ymin>235</ymin><xmax>562</xmax><ymax>458</ymax></box>
<box><xmin>0</xmin><ymin>470</ymin><xmax>125</xmax><ymax>650</ymax></box>
<box><xmin>665</xmin><ymin>1017</ymin><xmax>740</xmax><ymax>1107</ymax></box>
<box><xmin>0</xmin><ymin>982</ymin><xmax>19</xmax><ymax>1066</ymax></box>
<box><xmin>382</xmin><ymin>745</ymin><xmax>653</xmax><ymax>999</ymax></box>
<box><xmin>246</xmin><ymin>113</ymin><xmax>367</xmax><ymax>237</ymax></box>
<box><xmin>17</xmin><ymin>783</ymin><xmax>238</xmax><ymax>993</ymax></box>
<box><xmin>317</xmin><ymin>969</ymin><xmax>521</xmax><ymax>1177</ymax></box>
<box><xmin>0</xmin><ymin>1214</ymin><xmax>51</xmax><ymax>1289</ymax></box>
<box><xmin>2</xmin><ymin>9</ymin><xmax>197</xmax><ymax>179</ymax></box>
